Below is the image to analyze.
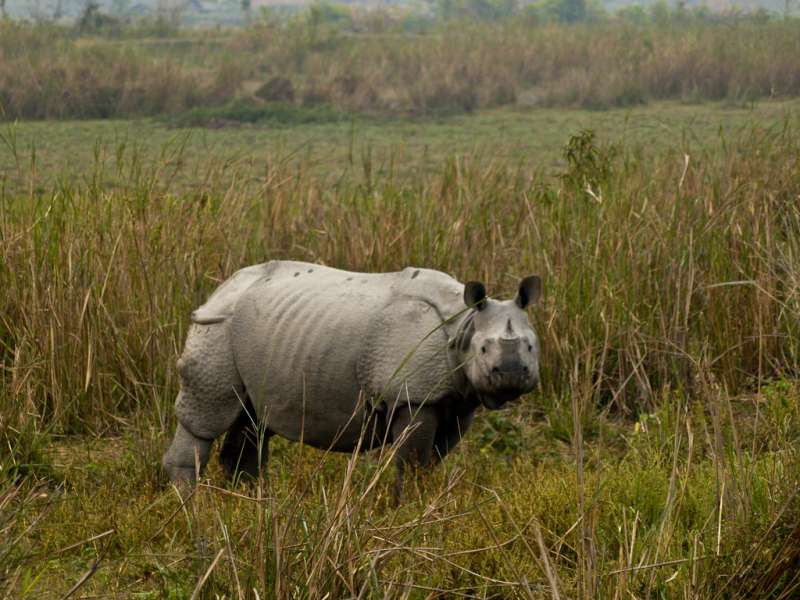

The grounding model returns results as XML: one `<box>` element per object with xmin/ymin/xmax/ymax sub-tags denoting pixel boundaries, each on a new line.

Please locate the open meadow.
<box><xmin>2</xmin><ymin>13</ymin><xmax>800</xmax><ymax>600</ymax></box>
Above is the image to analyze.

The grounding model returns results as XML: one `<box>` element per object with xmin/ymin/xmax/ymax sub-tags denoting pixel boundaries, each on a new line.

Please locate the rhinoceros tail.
<box><xmin>190</xmin><ymin>310</ymin><xmax>228</xmax><ymax>325</ymax></box>
<box><xmin>190</xmin><ymin>262</ymin><xmax>277</xmax><ymax>325</ymax></box>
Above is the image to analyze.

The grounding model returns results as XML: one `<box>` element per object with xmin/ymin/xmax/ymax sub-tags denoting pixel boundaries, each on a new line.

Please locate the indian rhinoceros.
<box><xmin>162</xmin><ymin>260</ymin><xmax>542</xmax><ymax>494</ymax></box>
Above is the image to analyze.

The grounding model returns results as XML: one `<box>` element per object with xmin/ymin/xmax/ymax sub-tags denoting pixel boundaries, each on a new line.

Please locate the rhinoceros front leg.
<box><xmin>432</xmin><ymin>411</ymin><xmax>474</xmax><ymax>462</ymax></box>
<box><xmin>219</xmin><ymin>402</ymin><xmax>272</xmax><ymax>481</ymax></box>
<box><xmin>389</xmin><ymin>404</ymin><xmax>439</xmax><ymax>503</ymax></box>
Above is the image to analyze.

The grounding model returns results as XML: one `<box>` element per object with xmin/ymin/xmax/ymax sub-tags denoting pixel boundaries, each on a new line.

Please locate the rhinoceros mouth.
<box><xmin>474</xmin><ymin>370</ymin><xmax>538</xmax><ymax>409</ymax></box>
<box><xmin>478</xmin><ymin>387</ymin><xmax>526</xmax><ymax>410</ymax></box>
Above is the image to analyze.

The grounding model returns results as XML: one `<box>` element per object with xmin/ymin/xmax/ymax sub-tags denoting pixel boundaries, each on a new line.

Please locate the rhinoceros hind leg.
<box><xmin>162</xmin><ymin>422</ymin><xmax>213</xmax><ymax>483</ymax></box>
<box><xmin>219</xmin><ymin>400</ymin><xmax>271</xmax><ymax>480</ymax></box>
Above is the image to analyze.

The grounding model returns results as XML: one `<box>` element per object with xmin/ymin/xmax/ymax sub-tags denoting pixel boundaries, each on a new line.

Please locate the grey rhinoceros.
<box><xmin>162</xmin><ymin>260</ymin><xmax>542</xmax><ymax>494</ymax></box>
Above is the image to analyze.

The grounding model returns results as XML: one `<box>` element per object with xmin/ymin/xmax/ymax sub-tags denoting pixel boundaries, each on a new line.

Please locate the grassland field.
<box><xmin>2</xmin><ymin>98</ymin><xmax>800</xmax><ymax>599</ymax></box>
<box><xmin>4</xmin><ymin>100</ymin><xmax>799</xmax><ymax>194</ymax></box>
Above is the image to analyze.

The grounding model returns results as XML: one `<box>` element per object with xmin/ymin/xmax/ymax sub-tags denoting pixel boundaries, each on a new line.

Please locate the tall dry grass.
<box><xmin>1</xmin><ymin>120</ymin><xmax>800</xmax><ymax>596</ymax></box>
<box><xmin>235</xmin><ymin>20</ymin><xmax>800</xmax><ymax>113</ymax></box>
<box><xmin>2</xmin><ymin>123</ymin><xmax>800</xmax><ymax>436</ymax></box>
<box><xmin>0</xmin><ymin>22</ymin><xmax>240</xmax><ymax>120</ymax></box>
<box><xmin>3</xmin><ymin>19</ymin><xmax>800</xmax><ymax>120</ymax></box>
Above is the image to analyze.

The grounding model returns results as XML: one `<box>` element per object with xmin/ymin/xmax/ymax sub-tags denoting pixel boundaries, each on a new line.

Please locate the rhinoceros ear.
<box><xmin>464</xmin><ymin>281</ymin><xmax>487</xmax><ymax>310</ymax></box>
<box><xmin>515</xmin><ymin>275</ymin><xmax>542</xmax><ymax>309</ymax></box>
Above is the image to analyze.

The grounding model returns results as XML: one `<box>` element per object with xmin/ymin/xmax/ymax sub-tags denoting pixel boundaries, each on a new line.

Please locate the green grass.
<box><xmin>4</xmin><ymin>392</ymin><xmax>798</xmax><ymax>597</ymax></box>
<box><xmin>4</xmin><ymin>99</ymin><xmax>800</xmax><ymax>194</ymax></box>
<box><xmin>165</xmin><ymin>100</ymin><xmax>349</xmax><ymax>128</ymax></box>
<box><xmin>2</xmin><ymin>102</ymin><xmax>800</xmax><ymax>597</ymax></box>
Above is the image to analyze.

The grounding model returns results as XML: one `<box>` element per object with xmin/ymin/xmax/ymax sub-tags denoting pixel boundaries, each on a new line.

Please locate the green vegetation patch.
<box><xmin>5</xmin><ymin>100</ymin><xmax>800</xmax><ymax>196</ymax></box>
<box><xmin>167</xmin><ymin>100</ymin><xmax>351</xmax><ymax>128</ymax></box>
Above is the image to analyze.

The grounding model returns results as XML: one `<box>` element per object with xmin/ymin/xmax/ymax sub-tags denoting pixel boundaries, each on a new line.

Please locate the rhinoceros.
<box><xmin>162</xmin><ymin>260</ymin><xmax>541</xmax><ymax>494</ymax></box>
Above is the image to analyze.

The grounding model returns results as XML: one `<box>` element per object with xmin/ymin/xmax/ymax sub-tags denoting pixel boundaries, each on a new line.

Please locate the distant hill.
<box><xmin>3</xmin><ymin>0</ymin><xmax>797</xmax><ymax>25</ymax></box>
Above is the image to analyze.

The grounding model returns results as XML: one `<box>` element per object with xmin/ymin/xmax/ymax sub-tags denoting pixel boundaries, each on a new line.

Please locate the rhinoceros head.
<box><xmin>455</xmin><ymin>276</ymin><xmax>542</xmax><ymax>409</ymax></box>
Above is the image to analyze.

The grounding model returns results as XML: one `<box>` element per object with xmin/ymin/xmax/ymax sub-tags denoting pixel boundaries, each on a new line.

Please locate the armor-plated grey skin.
<box><xmin>162</xmin><ymin>260</ymin><xmax>542</xmax><ymax>496</ymax></box>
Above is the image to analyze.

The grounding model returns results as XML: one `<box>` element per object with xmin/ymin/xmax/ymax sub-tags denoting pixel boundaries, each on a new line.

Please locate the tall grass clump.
<box><xmin>3</xmin><ymin>18</ymin><xmax>800</xmax><ymax>120</ymax></box>
<box><xmin>0</xmin><ymin>22</ymin><xmax>241</xmax><ymax>120</ymax></box>
<box><xmin>230</xmin><ymin>18</ymin><xmax>800</xmax><ymax>113</ymax></box>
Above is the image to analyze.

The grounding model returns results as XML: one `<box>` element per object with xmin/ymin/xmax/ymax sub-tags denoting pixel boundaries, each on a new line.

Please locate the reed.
<box><xmin>1</xmin><ymin>108</ymin><xmax>799</xmax><ymax>598</ymax></box>
<box><xmin>4</xmin><ymin>19</ymin><xmax>800</xmax><ymax>120</ymax></box>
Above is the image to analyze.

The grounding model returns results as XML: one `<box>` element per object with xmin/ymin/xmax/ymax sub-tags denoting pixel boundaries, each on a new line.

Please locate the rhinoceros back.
<box><xmin>191</xmin><ymin>263</ymin><xmax>274</xmax><ymax>324</ymax></box>
<box><xmin>228</xmin><ymin>261</ymin><xmax>464</xmax><ymax>449</ymax></box>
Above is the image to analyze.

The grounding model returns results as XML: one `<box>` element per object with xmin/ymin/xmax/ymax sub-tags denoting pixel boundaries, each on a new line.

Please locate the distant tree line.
<box><xmin>3</xmin><ymin>0</ymin><xmax>797</xmax><ymax>30</ymax></box>
<box><xmin>425</xmin><ymin>0</ymin><xmax>786</xmax><ymax>25</ymax></box>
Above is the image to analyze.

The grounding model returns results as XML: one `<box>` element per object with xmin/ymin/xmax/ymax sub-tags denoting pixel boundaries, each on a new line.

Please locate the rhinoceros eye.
<box><xmin>481</xmin><ymin>346</ymin><xmax>486</xmax><ymax>354</ymax></box>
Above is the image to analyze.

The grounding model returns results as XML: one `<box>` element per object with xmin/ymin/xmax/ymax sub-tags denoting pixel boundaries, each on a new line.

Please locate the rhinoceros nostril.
<box><xmin>491</xmin><ymin>366</ymin><xmax>500</xmax><ymax>374</ymax></box>
<box><xmin>522</xmin><ymin>366</ymin><xmax>529</xmax><ymax>373</ymax></box>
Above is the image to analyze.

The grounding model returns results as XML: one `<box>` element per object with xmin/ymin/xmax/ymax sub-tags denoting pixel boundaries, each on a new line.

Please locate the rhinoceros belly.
<box><xmin>230</xmin><ymin>269</ymin><xmax>393</xmax><ymax>450</ymax></box>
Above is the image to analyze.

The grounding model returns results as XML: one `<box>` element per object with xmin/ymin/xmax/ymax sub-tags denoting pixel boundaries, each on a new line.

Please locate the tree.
<box><xmin>557</xmin><ymin>0</ymin><xmax>585</xmax><ymax>22</ymax></box>
<box><xmin>111</xmin><ymin>0</ymin><xmax>132</xmax><ymax>15</ymax></box>
<box><xmin>156</xmin><ymin>0</ymin><xmax>189</xmax><ymax>25</ymax></box>
<box><xmin>526</xmin><ymin>0</ymin><xmax>594</xmax><ymax>24</ymax></box>
<box><xmin>78</xmin><ymin>1</ymin><xmax>101</xmax><ymax>29</ymax></box>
